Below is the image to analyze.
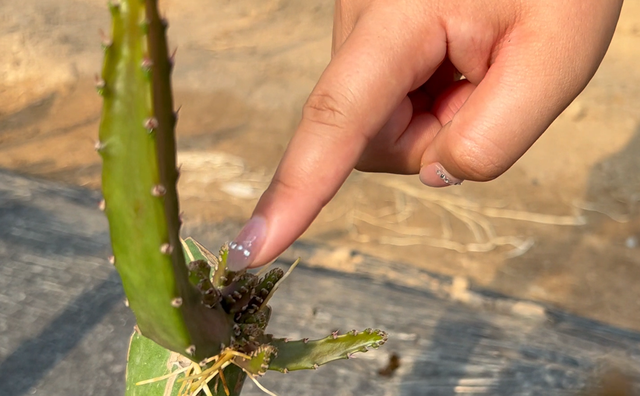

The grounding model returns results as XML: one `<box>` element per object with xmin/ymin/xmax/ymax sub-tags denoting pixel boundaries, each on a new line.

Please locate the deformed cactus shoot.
<box><xmin>97</xmin><ymin>0</ymin><xmax>387</xmax><ymax>395</ymax></box>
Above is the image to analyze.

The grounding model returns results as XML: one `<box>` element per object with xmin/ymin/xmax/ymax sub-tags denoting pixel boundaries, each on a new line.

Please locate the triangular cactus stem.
<box><xmin>99</xmin><ymin>0</ymin><xmax>233</xmax><ymax>362</ymax></box>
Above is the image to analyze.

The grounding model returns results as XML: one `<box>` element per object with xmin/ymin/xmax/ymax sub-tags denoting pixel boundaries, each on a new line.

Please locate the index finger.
<box><xmin>227</xmin><ymin>11</ymin><xmax>446</xmax><ymax>270</ymax></box>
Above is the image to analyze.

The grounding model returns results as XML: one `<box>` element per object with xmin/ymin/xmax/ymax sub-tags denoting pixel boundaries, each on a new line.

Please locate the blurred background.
<box><xmin>1</xmin><ymin>0</ymin><xmax>640</xmax><ymax>372</ymax></box>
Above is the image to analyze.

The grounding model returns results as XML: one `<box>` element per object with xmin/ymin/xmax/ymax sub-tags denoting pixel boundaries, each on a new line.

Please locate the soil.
<box><xmin>2</xmin><ymin>0</ymin><xmax>640</xmax><ymax>331</ymax></box>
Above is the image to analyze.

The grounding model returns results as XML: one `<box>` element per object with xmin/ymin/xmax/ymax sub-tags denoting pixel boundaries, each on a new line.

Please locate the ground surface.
<box><xmin>1</xmin><ymin>0</ymin><xmax>640</xmax><ymax>333</ymax></box>
<box><xmin>1</xmin><ymin>170</ymin><xmax>638</xmax><ymax>396</ymax></box>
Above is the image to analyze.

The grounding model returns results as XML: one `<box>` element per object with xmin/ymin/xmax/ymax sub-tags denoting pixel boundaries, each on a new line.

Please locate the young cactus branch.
<box><xmin>268</xmin><ymin>330</ymin><xmax>388</xmax><ymax>373</ymax></box>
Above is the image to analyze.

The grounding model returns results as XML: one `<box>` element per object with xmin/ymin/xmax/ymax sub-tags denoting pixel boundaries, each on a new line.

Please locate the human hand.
<box><xmin>226</xmin><ymin>0</ymin><xmax>623</xmax><ymax>270</ymax></box>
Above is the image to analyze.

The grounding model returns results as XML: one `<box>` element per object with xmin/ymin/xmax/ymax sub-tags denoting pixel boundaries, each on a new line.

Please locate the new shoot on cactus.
<box><xmin>123</xmin><ymin>240</ymin><xmax>387</xmax><ymax>396</ymax></box>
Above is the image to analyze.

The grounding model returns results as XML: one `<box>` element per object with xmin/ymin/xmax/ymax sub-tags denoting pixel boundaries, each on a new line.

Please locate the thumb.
<box><xmin>419</xmin><ymin>27</ymin><xmax>610</xmax><ymax>187</ymax></box>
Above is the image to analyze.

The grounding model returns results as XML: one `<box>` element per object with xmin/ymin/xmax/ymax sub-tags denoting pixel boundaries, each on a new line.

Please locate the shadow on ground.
<box><xmin>487</xmin><ymin>125</ymin><xmax>640</xmax><ymax>331</ymax></box>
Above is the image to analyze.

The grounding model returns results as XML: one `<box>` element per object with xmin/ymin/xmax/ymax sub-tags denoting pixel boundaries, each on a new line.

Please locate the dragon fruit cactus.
<box><xmin>96</xmin><ymin>0</ymin><xmax>387</xmax><ymax>395</ymax></box>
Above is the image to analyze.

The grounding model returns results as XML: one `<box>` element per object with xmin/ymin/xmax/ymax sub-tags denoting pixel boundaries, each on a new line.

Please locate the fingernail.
<box><xmin>419</xmin><ymin>162</ymin><xmax>463</xmax><ymax>187</ymax></box>
<box><xmin>227</xmin><ymin>216</ymin><xmax>267</xmax><ymax>271</ymax></box>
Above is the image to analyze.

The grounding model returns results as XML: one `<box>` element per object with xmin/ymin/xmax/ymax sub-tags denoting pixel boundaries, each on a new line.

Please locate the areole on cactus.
<box><xmin>97</xmin><ymin>0</ymin><xmax>387</xmax><ymax>395</ymax></box>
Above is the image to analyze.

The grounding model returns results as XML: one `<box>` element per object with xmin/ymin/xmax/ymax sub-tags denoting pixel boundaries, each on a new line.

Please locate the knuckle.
<box><xmin>270</xmin><ymin>173</ymin><xmax>330</xmax><ymax>208</ymax></box>
<box><xmin>448</xmin><ymin>134</ymin><xmax>507</xmax><ymax>181</ymax></box>
<box><xmin>354</xmin><ymin>155</ymin><xmax>377</xmax><ymax>173</ymax></box>
<box><xmin>302</xmin><ymin>90</ymin><xmax>353</xmax><ymax>130</ymax></box>
<box><xmin>356</xmin><ymin>143</ymin><xmax>415</xmax><ymax>174</ymax></box>
<box><xmin>270</xmin><ymin>172</ymin><xmax>308</xmax><ymax>196</ymax></box>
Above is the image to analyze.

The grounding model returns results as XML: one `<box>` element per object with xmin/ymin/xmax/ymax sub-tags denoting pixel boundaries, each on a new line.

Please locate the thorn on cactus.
<box><xmin>107</xmin><ymin>0</ymin><xmax>120</xmax><ymax>13</ymax></box>
<box><xmin>332</xmin><ymin>330</ymin><xmax>339</xmax><ymax>339</ymax></box>
<box><xmin>185</xmin><ymin>345</ymin><xmax>196</xmax><ymax>356</ymax></box>
<box><xmin>169</xmin><ymin>47</ymin><xmax>177</xmax><ymax>71</ymax></box>
<box><xmin>108</xmin><ymin>255</ymin><xmax>115</xmax><ymax>265</ymax></box>
<box><xmin>124</xmin><ymin>298</ymin><xmax>129</xmax><ymax>307</ymax></box>
<box><xmin>151</xmin><ymin>184</ymin><xmax>166</xmax><ymax>197</ymax></box>
<box><xmin>313</xmin><ymin>364</ymin><xmax>319</xmax><ymax>370</ymax></box>
<box><xmin>141</xmin><ymin>57</ymin><xmax>153</xmax><ymax>72</ymax></box>
<box><xmin>143</xmin><ymin>117</ymin><xmax>158</xmax><ymax>132</ymax></box>
<box><xmin>94</xmin><ymin>140</ymin><xmax>106</xmax><ymax>152</ymax></box>
<box><xmin>94</xmin><ymin>75</ymin><xmax>106</xmax><ymax>95</ymax></box>
<box><xmin>160</xmin><ymin>243</ymin><xmax>173</xmax><ymax>255</ymax></box>
<box><xmin>98</xmin><ymin>29</ymin><xmax>112</xmax><ymax>49</ymax></box>
<box><xmin>171</xmin><ymin>297</ymin><xmax>182</xmax><ymax>307</ymax></box>
<box><xmin>98</xmin><ymin>199</ymin><xmax>106</xmax><ymax>211</ymax></box>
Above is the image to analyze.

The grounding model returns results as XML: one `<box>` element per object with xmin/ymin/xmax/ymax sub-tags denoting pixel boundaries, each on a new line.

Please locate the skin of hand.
<box><xmin>226</xmin><ymin>0</ymin><xmax>624</xmax><ymax>271</ymax></box>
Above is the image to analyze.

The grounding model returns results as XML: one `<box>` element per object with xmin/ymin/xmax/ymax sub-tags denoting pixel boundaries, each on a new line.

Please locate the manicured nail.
<box><xmin>227</xmin><ymin>216</ymin><xmax>267</xmax><ymax>271</ymax></box>
<box><xmin>419</xmin><ymin>162</ymin><xmax>463</xmax><ymax>187</ymax></box>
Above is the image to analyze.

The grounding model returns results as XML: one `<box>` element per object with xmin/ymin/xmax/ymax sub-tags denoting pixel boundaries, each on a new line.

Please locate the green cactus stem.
<box><xmin>98</xmin><ymin>0</ymin><xmax>232</xmax><ymax>361</ymax></box>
